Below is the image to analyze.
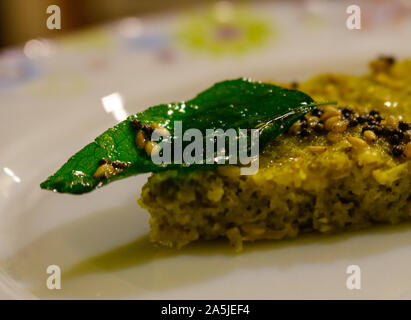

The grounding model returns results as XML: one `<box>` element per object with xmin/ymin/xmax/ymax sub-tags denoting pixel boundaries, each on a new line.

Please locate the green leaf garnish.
<box><xmin>40</xmin><ymin>78</ymin><xmax>333</xmax><ymax>194</ymax></box>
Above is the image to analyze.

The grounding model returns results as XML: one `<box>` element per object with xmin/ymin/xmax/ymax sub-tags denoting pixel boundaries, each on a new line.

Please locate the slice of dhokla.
<box><xmin>139</xmin><ymin>58</ymin><xmax>411</xmax><ymax>251</ymax></box>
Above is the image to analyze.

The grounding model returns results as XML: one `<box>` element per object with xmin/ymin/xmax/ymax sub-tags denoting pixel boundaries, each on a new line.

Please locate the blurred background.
<box><xmin>1</xmin><ymin>0</ymin><xmax>411</xmax><ymax>48</ymax></box>
<box><xmin>1</xmin><ymin>0</ymin><xmax>411</xmax><ymax>99</ymax></box>
<box><xmin>0</xmin><ymin>0</ymin><xmax>410</xmax><ymax>97</ymax></box>
<box><xmin>0</xmin><ymin>0</ymin><xmax>254</xmax><ymax>48</ymax></box>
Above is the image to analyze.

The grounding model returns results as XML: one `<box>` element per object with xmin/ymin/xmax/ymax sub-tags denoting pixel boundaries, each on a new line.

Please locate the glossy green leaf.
<box><xmin>40</xmin><ymin>78</ymin><xmax>322</xmax><ymax>194</ymax></box>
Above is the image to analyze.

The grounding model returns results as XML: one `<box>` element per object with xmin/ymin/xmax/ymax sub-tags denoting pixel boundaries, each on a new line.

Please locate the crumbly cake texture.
<box><xmin>139</xmin><ymin>58</ymin><xmax>411</xmax><ymax>251</ymax></box>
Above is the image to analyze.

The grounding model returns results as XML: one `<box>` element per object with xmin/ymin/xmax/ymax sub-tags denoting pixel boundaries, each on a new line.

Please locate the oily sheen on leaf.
<box><xmin>40</xmin><ymin>78</ymin><xmax>317</xmax><ymax>194</ymax></box>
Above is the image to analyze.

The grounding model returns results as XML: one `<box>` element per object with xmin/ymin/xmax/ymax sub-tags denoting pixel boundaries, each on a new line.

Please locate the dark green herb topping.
<box><xmin>40</xmin><ymin>78</ymin><xmax>326</xmax><ymax>194</ymax></box>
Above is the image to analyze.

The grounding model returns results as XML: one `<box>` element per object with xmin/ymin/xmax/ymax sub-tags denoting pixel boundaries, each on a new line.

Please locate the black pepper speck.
<box><xmin>381</xmin><ymin>127</ymin><xmax>392</xmax><ymax>137</ymax></box>
<box><xmin>342</xmin><ymin>107</ymin><xmax>354</xmax><ymax>117</ymax></box>
<box><xmin>348</xmin><ymin>117</ymin><xmax>359</xmax><ymax>127</ymax></box>
<box><xmin>392</xmin><ymin>146</ymin><xmax>404</xmax><ymax>157</ymax></box>
<box><xmin>111</xmin><ymin>160</ymin><xmax>131</xmax><ymax>169</ymax></box>
<box><xmin>311</xmin><ymin>107</ymin><xmax>324</xmax><ymax>118</ymax></box>
<box><xmin>98</xmin><ymin>158</ymin><xmax>109</xmax><ymax>166</ymax></box>
<box><xmin>142</xmin><ymin>125</ymin><xmax>154</xmax><ymax>137</ymax></box>
<box><xmin>389</xmin><ymin>134</ymin><xmax>401</xmax><ymax>145</ymax></box>
<box><xmin>314</xmin><ymin>122</ymin><xmax>325</xmax><ymax>133</ymax></box>
<box><xmin>131</xmin><ymin>119</ymin><xmax>143</xmax><ymax>130</ymax></box>
<box><xmin>300</xmin><ymin>119</ymin><xmax>308</xmax><ymax>129</ymax></box>
<box><xmin>357</xmin><ymin>115</ymin><xmax>367</xmax><ymax>124</ymax></box>
<box><xmin>299</xmin><ymin>129</ymin><xmax>310</xmax><ymax>137</ymax></box>
<box><xmin>392</xmin><ymin>129</ymin><xmax>404</xmax><ymax>139</ymax></box>
<box><xmin>398</xmin><ymin>121</ymin><xmax>410</xmax><ymax>131</ymax></box>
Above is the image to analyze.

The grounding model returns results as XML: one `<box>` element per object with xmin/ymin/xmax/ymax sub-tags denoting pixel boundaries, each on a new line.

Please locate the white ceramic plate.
<box><xmin>1</xmin><ymin>1</ymin><xmax>411</xmax><ymax>299</ymax></box>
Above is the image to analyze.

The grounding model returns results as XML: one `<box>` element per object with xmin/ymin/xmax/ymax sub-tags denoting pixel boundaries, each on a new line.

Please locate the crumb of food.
<box><xmin>307</xmin><ymin>146</ymin><xmax>327</xmax><ymax>154</ymax></box>
<box><xmin>93</xmin><ymin>159</ymin><xmax>130</xmax><ymax>179</ymax></box>
<box><xmin>93</xmin><ymin>163</ymin><xmax>119</xmax><ymax>179</ymax></box>
<box><xmin>136</xmin><ymin>130</ymin><xmax>147</xmax><ymax>149</ymax></box>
